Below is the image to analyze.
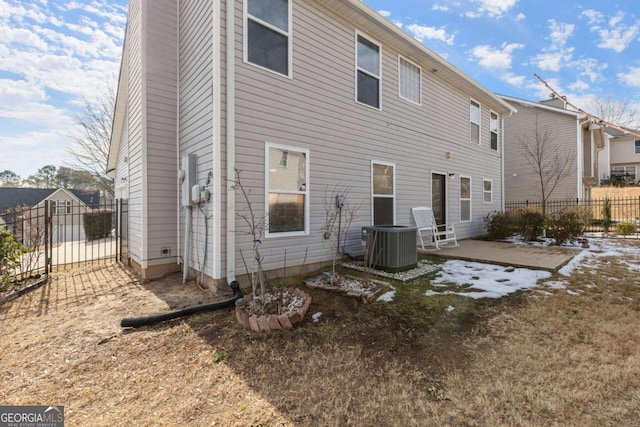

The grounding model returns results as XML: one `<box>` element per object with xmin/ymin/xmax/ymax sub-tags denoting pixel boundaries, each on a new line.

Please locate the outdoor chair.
<box><xmin>411</xmin><ymin>207</ymin><xmax>458</xmax><ymax>251</ymax></box>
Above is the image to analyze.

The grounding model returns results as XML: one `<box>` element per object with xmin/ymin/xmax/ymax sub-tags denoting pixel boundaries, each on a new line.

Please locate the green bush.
<box><xmin>83</xmin><ymin>212</ymin><xmax>112</xmax><ymax>240</ymax></box>
<box><xmin>515</xmin><ymin>208</ymin><xmax>546</xmax><ymax>241</ymax></box>
<box><xmin>0</xmin><ymin>228</ymin><xmax>27</xmax><ymax>288</ymax></box>
<box><xmin>601</xmin><ymin>197</ymin><xmax>611</xmax><ymax>232</ymax></box>
<box><xmin>483</xmin><ymin>211</ymin><xmax>516</xmax><ymax>240</ymax></box>
<box><xmin>615</xmin><ymin>222</ymin><xmax>637</xmax><ymax>236</ymax></box>
<box><xmin>547</xmin><ymin>206</ymin><xmax>592</xmax><ymax>245</ymax></box>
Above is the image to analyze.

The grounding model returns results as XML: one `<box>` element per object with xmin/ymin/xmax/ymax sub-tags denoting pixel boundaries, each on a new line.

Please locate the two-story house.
<box><xmin>501</xmin><ymin>94</ymin><xmax>608</xmax><ymax>202</ymax></box>
<box><xmin>107</xmin><ymin>0</ymin><xmax>516</xmax><ymax>288</ymax></box>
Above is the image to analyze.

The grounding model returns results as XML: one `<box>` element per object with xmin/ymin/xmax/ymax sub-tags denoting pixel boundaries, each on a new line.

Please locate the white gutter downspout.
<box><xmin>176</xmin><ymin>1</ymin><xmax>182</xmax><ymax>274</ymax></box>
<box><xmin>500</xmin><ymin>113</ymin><xmax>506</xmax><ymax>212</ymax></box>
<box><xmin>226</xmin><ymin>0</ymin><xmax>236</xmax><ymax>284</ymax></box>
<box><xmin>577</xmin><ymin>118</ymin><xmax>588</xmax><ymax>200</ymax></box>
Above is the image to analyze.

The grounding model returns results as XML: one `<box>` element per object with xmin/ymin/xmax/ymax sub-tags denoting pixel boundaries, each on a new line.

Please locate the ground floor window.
<box><xmin>460</xmin><ymin>176</ymin><xmax>471</xmax><ymax>222</ymax></box>
<box><xmin>265</xmin><ymin>143</ymin><xmax>309</xmax><ymax>236</ymax></box>
<box><xmin>483</xmin><ymin>179</ymin><xmax>492</xmax><ymax>203</ymax></box>
<box><xmin>372</xmin><ymin>161</ymin><xmax>395</xmax><ymax>225</ymax></box>
<box><xmin>611</xmin><ymin>165</ymin><xmax>636</xmax><ymax>185</ymax></box>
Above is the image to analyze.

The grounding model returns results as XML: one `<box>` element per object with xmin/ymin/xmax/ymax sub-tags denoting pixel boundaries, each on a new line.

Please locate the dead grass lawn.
<box><xmin>2</xmin><ymin>241</ymin><xmax>640</xmax><ymax>426</ymax></box>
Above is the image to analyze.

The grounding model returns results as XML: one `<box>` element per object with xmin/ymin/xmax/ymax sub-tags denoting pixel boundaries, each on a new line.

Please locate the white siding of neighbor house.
<box><xmin>178</xmin><ymin>0</ymin><xmax>219</xmax><ymax>279</ymax></box>
<box><xmin>230</xmin><ymin>0</ymin><xmax>506</xmax><ymax>274</ymax></box>
<box><xmin>610</xmin><ymin>137</ymin><xmax>640</xmax><ymax>171</ymax></box>
<box><xmin>503</xmin><ymin>101</ymin><xmax>580</xmax><ymax>202</ymax></box>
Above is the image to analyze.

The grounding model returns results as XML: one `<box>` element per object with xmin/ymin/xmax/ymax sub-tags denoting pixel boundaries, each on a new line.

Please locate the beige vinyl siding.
<box><xmin>503</xmin><ymin>102</ymin><xmax>579</xmax><ymax>202</ymax></box>
<box><xmin>143</xmin><ymin>0</ymin><xmax>178</xmax><ymax>266</ymax></box>
<box><xmin>232</xmin><ymin>0</ymin><xmax>504</xmax><ymax>273</ymax></box>
<box><xmin>179</xmin><ymin>0</ymin><xmax>216</xmax><ymax>277</ymax></box>
<box><xmin>114</xmin><ymin>113</ymin><xmax>129</xmax><ymax>199</ymax></box>
<box><xmin>126</xmin><ymin>0</ymin><xmax>143</xmax><ymax>264</ymax></box>
<box><xmin>610</xmin><ymin>137</ymin><xmax>640</xmax><ymax>166</ymax></box>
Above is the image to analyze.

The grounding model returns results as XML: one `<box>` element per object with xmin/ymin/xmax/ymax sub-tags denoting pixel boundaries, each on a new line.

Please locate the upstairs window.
<box><xmin>356</xmin><ymin>34</ymin><xmax>381</xmax><ymax>109</ymax></box>
<box><xmin>470</xmin><ymin>100</ymin><xmax>480</xmax><ymax>144</ymax></box>
<box><xmin>398</xmin><ymin>56</ymin><xmax>421</xmax><ymax>105</ymax></box>
<box><xmin>245</xmin><ymin>0</ymin><xmax>291</xmax><ymax>77</ymax></box>
<box><xmin>490</xmin><ymin>111</ymin><xmax>499</xmax><ymax>151</ymax></box>
<box><xmin>265</xmin><ymin>143</ymin><xmax>309</xmax><ymax>236</ymax></box>
<box><xmin>635</xmin><ymin>140</ymin><xmax>640</xmax><ymax>154</ymax></box>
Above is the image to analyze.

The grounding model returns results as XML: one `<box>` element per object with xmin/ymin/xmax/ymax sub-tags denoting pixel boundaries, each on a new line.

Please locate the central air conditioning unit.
<box><xmin>361</xmin><ymin>225</ymin><xmax>417</xmax><ymax>272</ymax></box>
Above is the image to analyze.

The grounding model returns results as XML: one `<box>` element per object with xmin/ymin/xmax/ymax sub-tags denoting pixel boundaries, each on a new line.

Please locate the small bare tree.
<box><xmin>322</xmin><ymin>185</ymin><xmax>361</xmax><ymax>282</ymax></box>
<box><xmin>231</xmin><ymin>169</ymin><xmax>267</xmax><ymax>299</ymax></box>
<box><xmin>586</xmin><ymin>95</ymin><xmax>638</xmax><ymax>129</ymax></box>
<box><xmin>68</xmin><ymin>87</ymin><xmax>115</xmax><ymax>196</ymax></box>
<box><xmin>518</xmin><ymin>112</ymin><xmax>575</xmax><ymax>215</ymax></box>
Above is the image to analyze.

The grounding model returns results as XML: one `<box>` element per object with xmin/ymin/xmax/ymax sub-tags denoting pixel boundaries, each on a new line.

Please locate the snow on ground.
<box><xmin>371</xmin><ymin>237</ymin><xmax>640</xmax><ymax>302</ymax></box>
<box><xmin>376</xmin><ymin>286</ymin><xmax>396</xmax><ymax>302</ymax></box>
<box><xmin>429</xmin><ymin>261</ymin><xmax>552</xmax><ymax>299</ymax></box>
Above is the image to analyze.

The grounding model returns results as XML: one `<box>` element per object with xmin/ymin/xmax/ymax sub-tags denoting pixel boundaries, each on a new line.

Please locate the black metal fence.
<box><xmin>505</xmin><ymin>197</ymin><xmax>640</xmax><ymax>233</ymax></box>
<box><xmin>1</xmin><ymin>199</ymin><xmax>128</xmax><ymax>279</ymax></box>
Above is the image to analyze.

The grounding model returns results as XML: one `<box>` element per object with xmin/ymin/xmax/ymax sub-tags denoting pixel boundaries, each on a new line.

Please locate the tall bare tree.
<box><xmin>518</xmin><ymin>112</ymin><xmax>575</xmax><ymax>215</ymax></box>
<box><xmin>585</xmin><ymin>95</ymin><xmax>638</xmax><ymax>129</ymax></box>
<box><xmin>0</xmin><ymin>170</ymin><xmax>21</xmax><ymax>187</ymax></box>
<box><xmin>68</xmin><ymin>86</ymin><xmax>115</xmax><ymax>196</ymax></box>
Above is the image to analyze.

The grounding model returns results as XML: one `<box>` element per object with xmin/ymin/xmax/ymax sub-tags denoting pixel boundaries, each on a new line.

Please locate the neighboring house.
<box><xmin>597</xmin><ymin>128</ymin><xmax>640</xmax><ymax>186</ymax></box>
<box><xmin>107</xmin><ymin>0</ymin><xmax>516</xmax><ymax>285</ymax></box>
<box><xmin>0</xmin><ymin>187</ymin><xmax>100</xmax><ymax>244</ymax></box>
<box><xmin>501</xmin><ymin>95</ymin><xmax>606</xmax><ymax>202</ymax></box>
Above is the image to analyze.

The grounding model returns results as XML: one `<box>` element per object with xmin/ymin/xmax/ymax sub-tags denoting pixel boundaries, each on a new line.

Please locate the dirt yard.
<box><xmin>2</xmin><ymin>240</ymin><xmax>640</xmax><ymax>426</ymax></box>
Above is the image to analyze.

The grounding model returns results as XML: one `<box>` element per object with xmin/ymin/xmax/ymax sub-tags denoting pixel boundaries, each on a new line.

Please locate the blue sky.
<box><xmin>1</xmin><ymin>0</ymin><xmax>639</xmax><ymax>180</ymax></box>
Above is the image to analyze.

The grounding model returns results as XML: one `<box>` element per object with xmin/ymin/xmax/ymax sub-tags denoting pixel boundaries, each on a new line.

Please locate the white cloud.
<box><xmin>474</xmin><ymin>0</ymin><xmax>518</xmax><ymax>18</ymax></box>
<box><xmin>581</xmin><ymin>9</ymin><xmax>604</xmax><ymax>26</ymax></box>
<box><xmin>609</xmin><ymin>11</ymin><xmax>624</xmax><ymax>27</ymax></box>
<box><xmin>568</xmin><ymin>79</ymin><xmax>589</xmax><ymax>92</ymax></box>
<box><xmin>407</xmin><ymin>23</ymin><xmax>455</xmax><ymax>45</ymax></box>
<box><xmin>533</xmin><ymin>50</ymin><xmax>573</xmax><ymax>72</ymax></box>
<box><xmin>548</xmin><ymin>20</ymin><xmax>575</xmax><ymax>49</ymax></box>
<box><xmin>574</xmin><ymin>58</ymin><xmax>607</xmax><ymax>83</ymax></box>
<box><xmin>470</xmin><ymin>42</ymin><xmax>524</xmax><ymax>70</ymax></box>
<box><xmin>378</xmin><ymin>10</ymin><xmax>391</xmax><ymax>18</ymax></box>
<box><xmin>432</xmin><ymin>4</ymin><xmax>449</xmax><ymax>12</ymax></box>
<box><xmin>597</xmin><ymin>25</ymin><xmax>639</xmax><ymax>53</ymax></box>
<box><xmin>515</xmin><ymin>13</ymin><xmax>526</xmax><ymax>21</ymax></box>
<box><xmin>503</xmin><ymin>72</ymin><xmax>526</xmax><ymax>87</ymax></box>
<box><xmin>0</xmin><ymin>0</ymin><xmax>125</xmax><ymax>177</ymax></box>
<box><xmin>618</xmin><ymin>66</ymin><xmax>640</xmax><ymax>88</ymax></box>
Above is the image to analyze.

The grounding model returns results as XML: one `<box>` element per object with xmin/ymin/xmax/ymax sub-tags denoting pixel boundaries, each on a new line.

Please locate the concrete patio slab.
<box><xmin>423</xmin><ymin>239</ymin><xmax>579</xmax><ymax>272</ymax></box>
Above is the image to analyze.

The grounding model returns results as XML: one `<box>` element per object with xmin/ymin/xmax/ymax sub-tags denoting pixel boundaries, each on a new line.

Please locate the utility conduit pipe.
<box><xmin>121</xmin><ymin>281</ymin><xmax>243</xmax><ymax>328</ymax></box>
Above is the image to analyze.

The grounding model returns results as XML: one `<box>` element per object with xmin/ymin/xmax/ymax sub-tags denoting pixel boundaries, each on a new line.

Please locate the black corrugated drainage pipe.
<box><xmin>120</xmin><ymin>281</ymin><xmax>243</xmax><ymax>328</ymax></box>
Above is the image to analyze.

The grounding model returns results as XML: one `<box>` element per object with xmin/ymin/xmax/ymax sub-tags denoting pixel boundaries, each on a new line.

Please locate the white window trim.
<box><xmin>371</xmin><ymin>160</ymin><xmax>396</xmax><ymax>225</ymax></box>
<box><xmin>243</xmin><ymin>0</ymin><xmax>293</xmax><ymax>79</ymax></box>
<box><xmin>470</xmin><ymin>98</ymin><xmax>481</xmax><ymax>145</ymax></box>
<box><xmin>634</xmin><ymin>140</ymin><xmax>640</xmax><ymax>154</ymax></box>
<box><xmin>264</xmin><ymin>142</ymin><xmax>310</xmax><ymax>238</ymax></box>
<box><xmin>489</xmin><ymin>110</ymin><xmax>499</xmax><ymax>151</ymax></box>
<box><xmin>355</xmin><ymin>31</ymin><xmax>382</xmax><ymax>111</ymax></box>
<box><xmin>460</xmin><ymin>175</ymin><xmax>472</xmax><ymax>222</ymax></box>
<box><xmin>397</xmin><ymin>55</ymin><xmax>422</xmax><ymax>106</ymax></box>
<box><xmin>483</xmin><ymin>179</ymin><xmax>493</xmax><ymax>204</ymax></box>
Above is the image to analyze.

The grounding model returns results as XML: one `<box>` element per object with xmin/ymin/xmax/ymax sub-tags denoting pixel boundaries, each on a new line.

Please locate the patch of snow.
<box><xmin>543</xmin><ymin>280</ymin><xmax>567</xmax><ymax>289</ymax></box>
<box><xmin>429</xmin><ymin>260</ymin><xmax>551</xmax><ymax>299</ymax></box>
<box><xmin>447</xmin><ymin>305</ymin><xmax>455</xmax><ymax>312</ymax></box>
<box><xmin>377</xmin><ymin>286</ymin><xmax>396</xmax><ymax>302</ymax></box>
<box><xmin>566</xmin><ymin>289</ymin><xmax>580</xmax><ymax>296</ymax></box>
<box><xmin>559</xmin><ymin>238</ymin><xmax>640</xmax><ymax>276</ymax></box>
<box><xmin>312</xmin><ymin>312</ymin><xmax>322</xmax><ymax>323</ymax></box>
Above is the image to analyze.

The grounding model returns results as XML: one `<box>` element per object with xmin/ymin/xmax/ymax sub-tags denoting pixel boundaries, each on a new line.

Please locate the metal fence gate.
<box><xmin>2</xmin><ymin>198</ymin><xmax>129</xmax><ymax>278</ymax></box>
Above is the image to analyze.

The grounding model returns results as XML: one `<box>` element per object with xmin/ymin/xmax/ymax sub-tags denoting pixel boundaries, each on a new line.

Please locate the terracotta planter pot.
<box><xmin>235</xmin><ymin>287</ymin><xmax>311</xmax><ymax>332</ymax></box>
